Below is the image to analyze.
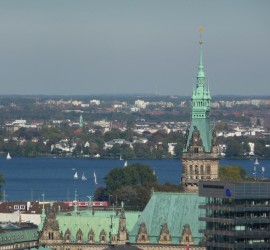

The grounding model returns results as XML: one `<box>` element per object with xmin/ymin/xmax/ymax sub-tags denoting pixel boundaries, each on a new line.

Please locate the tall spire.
<box><xmin>39</xmin><ymin>192</ymin><xmax>46</xmax><ymax>231</ymax></box>
<box><xmin>197</xmin><ymin>26</ymin><xmax>205</xmax><ymax>81</ymax></box>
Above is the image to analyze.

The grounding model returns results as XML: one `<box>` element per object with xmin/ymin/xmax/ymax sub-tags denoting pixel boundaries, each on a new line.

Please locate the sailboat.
<box><xmin>93</xmin><ymin>171</ymin><xmax>98</xmax><ymax>185</ymax></box>
<box><xmin>82</xmin><ymin>172</ymin><xmax>87</xmax><ymax>181</ymax></box>
<box><xmin>6</xmin><ymin>152</ymin><xmax>11</xmax><ymax>160</ymax></box>
<box><xmin>119</xmin><ymin>155</ymin><xmax>123</xmax><ymax>160</ymax></box>
<box><xmin>123</xmin><ymin>161</ymin><xmax>128</xmax><ymax>167</ymax></box>
<box><xmin>253</xmin><ymin>158</ymin><xmax>259</xmax><ymax>178</ymax></box>
<box><xmin>74</xmin><ymin>171</ymin><xmax>78</xmax><ymax>180</ymax></box>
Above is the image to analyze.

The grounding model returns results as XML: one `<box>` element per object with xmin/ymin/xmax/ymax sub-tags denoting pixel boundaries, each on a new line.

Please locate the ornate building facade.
<box><xmin>181</xmin><ymin>35</ymin><xmax>219</xmax><ymax>192</ymax></box>
<box><xmin>38</xmin><ymin>192</ymin><xmax>205</xmax><ymax>250</ymax></box>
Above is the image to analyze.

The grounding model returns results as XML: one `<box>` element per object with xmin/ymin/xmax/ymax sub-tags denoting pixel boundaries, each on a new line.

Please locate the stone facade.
<box><xmin>182</xmin><ymin>128</ymin><xmax>219</xmax><ymax>192</ymax></box>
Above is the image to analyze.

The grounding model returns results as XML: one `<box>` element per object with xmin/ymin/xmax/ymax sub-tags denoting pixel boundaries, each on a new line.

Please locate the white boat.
<box><xmin>6</xmin><ymin>152</ymin><xmax>11</xmax><ymax>160</ymax></box>
<box><xmin>93</xmin><ymin>171</ymin><xmax>98</xmax><ymax>185</ymax></box>
<box><xmin>123</xmin><ymin>161</ymin><xmax>128</xmax><ymax>167</ymax></box>
<box><xmin>82</xmin><ymin>173</ymin><xmax>87</xmax><ymax>181</ymax></box>
<box><xmin>74</xmin><ymin>171</ymin><xmax>78</xmax><ymax>180</ymax></box>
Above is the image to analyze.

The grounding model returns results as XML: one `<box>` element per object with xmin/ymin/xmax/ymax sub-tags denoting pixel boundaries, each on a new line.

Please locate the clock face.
<box><xmin>195</xmin><ymin>138</ymin><xmax>197</xmax><ymax>142</ymax></box>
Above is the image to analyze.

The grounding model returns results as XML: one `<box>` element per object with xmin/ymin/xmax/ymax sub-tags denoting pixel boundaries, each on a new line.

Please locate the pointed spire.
<box><xmin>73</xmin><ymin>190</ymin><xmax>78</xmax><ymax>214</ymax></box>
<box><xmin>39</xmin><ymin>192</ymin><xmax>46</xmax><ymax>231</ymax></box>
<box><xmin>197</xmin><ymin>26</ymin><xmax>205</xmax><ymax>80</ymax></box>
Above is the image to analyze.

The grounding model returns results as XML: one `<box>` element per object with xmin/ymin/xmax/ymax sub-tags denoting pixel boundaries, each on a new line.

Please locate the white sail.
<box><xmin>254</xmin><ymin>158</ymin><xmax>259</xmax><ymax>165</ymax></box>
<box><xmin>124</xmin><ymin>161</ymin><xmax>128</xmax><ymax>167</ymax></box>
<box><xmin>120</xmin><ymin>155</ymin><xmax>123</xmax><ymax>160</ymax></box>
<box><xmin>74</xmin><ymin>171</ymin><xmax>78</xmax><ymax>180</ymax></box>
<box><xmin>94</xmin><ymin>171</ymin><xmax>98</xmax><ymax>185</ymax></box>
<box><xmin>82</xmin><ymin>172</ymin><xmax>87</xmax><ymax>181</ymax></box>
<box><xmin>6</xmin><ymin>152</ymin><xmax>11</xmax><ymax>160</ymax></box>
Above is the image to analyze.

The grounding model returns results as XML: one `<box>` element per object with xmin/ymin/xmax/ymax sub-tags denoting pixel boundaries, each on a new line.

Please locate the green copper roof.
<box><xmin>186</xmin><ymin>118</ymin><xmax>213</xmax><ymax>152</ymax></box>
<box><xmin>184</xmin><ymin>38</ymin><xmax>212</xmax><ymax>152</ymax></box>
<box><xmin>0</xmin><ymin>228</ymin><xmax>38</xmax><ymax>245</ymax></box>
<box><xmin>129</xmin><ymin>192</ymin><xmax>205</xmax><ymax>244</ymax></box>
<box><xmin>56</xmin><ymin>209</ymin><xmax>140</xmax><ymax>243</ymax></box>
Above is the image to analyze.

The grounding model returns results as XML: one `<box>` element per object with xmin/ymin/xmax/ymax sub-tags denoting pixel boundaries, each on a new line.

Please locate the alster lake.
<box><xmin>0</xmin><ymin>157</ymin><xmax>269</xmax><ymax>201</ymax></box>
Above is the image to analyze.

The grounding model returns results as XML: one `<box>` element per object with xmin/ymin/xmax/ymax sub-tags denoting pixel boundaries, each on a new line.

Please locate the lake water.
<box><xmin>0</xmin><ymin>157</ymin><xmax>269</xmax><ymax>201</ymax></box>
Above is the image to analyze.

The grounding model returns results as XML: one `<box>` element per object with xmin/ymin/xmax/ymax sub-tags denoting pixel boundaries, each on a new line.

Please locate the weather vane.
<box><xmin>199</xmin><ymin>26</ymin><xmax>203</xmax><ymax>44</ymax></box>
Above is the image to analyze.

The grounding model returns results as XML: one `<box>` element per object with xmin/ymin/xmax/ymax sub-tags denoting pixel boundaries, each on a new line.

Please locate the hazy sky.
<box><xmin>0</xmin><ymin>0</ymin><xmax>269</xmax><ymax>96</ymax></box>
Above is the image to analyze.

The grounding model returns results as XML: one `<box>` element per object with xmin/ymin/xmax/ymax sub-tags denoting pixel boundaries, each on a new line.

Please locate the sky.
<box><xmin>0</xmin><ymin>0</ymin><xmax>269</xmax><ymax>96</ymax></box>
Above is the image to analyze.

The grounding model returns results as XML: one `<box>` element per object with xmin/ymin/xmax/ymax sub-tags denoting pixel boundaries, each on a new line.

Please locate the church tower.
<box><xmin>181</xmin><ymin>29</ymin><xmax>219</xmax><ymax>192</ymax></box>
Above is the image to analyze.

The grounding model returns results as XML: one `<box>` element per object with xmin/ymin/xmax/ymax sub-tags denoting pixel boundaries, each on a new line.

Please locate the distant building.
<box><xmin>0</xmin><ymin>222</ymin><xmax>38</xmax><ymax>249</ymax></box>
<box><xmin>90</xmin><ymin>99</ymin><xmax>101</xmax><ymax>105</ymax></box>
<box><xmin>104</xmin><ymin>139</ymin><xmax>133</xmax><ymax>150</ymax></box>
<box><xmin>134</xmin><ymin>100</ymin><xmax>149</xmax><ymax>109</ymax></box>
<box><xmin>168</xmin><ymin>142</ymin><xmax>177</xmax><ymax>156</ymax></box>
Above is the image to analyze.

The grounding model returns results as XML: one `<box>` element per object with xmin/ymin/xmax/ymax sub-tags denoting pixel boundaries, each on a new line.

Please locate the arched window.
<box><xmin>48</xmin><ymin>232</ymin><xmax>54</xmax><ymax>240</ymax></box>
<box><xmin>206</xmin><ymin>165</ymin><xmax>211</xmax><ymax>174</ymax></box>
<box><xmin>195</xmin><ymin>165</ymin><xmax>199</xmax><ymax>174</ymax></box>
<box><xmin>200</xmin><ymin>165</ymin><xmax>204</xmax><ymax>174</ymax></box>
<box><xmin>189</xmin><ymin>165</ymin><xmax>193</xmax><ymax>174</ymax></box>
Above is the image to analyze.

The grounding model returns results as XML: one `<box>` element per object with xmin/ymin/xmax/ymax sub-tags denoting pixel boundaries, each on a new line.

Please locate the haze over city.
<box><xmin>0</xmin><ymin>0</ymin><xmax>269</xmax><ymax>96</ymax></box>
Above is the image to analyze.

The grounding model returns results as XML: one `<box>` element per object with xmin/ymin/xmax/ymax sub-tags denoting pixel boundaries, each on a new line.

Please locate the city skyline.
<box><xmin>0</xmin><ymin>0</ymin><xmax>269</xmax><ymax>96</ymax></box>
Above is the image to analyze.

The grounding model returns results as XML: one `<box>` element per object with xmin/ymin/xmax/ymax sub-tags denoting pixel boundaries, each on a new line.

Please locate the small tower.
<box><xmin>110</xmin><ymin>205</ymin><xmax>118</xmax><ymax>244</ymax></box>
<box><xmin>118</xmin><ymin>201</ymin><xmax>128</xmax><ymax>244</ymax></box>
<box><xmin>72</xmin><ymin>190</ymin><xmax>78</xmax><ymax>215</ymax></box>
<box><xmin>79</xmin><ymin>114</ymin><xmax>84</xmax><ymax>128</ymax></box>
<box><xmin>38</xmin><ymin>193</ymin><xmax>46</xmax><ymax>231</ymax></box>
<box><xmin>181</xmin><ymin>28</ymin><xmax>219</xmax><ymax>192</ymax></box>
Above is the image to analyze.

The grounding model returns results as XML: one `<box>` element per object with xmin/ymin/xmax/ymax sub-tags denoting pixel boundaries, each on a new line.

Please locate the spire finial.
<box><xmin>199</xmin><ymin>26</ymin><xmax>203</xmax><ymax>45</ymax></box>
<box><xmin>42</xmin><ymin>192</ymin><xmax>45</xmax><ymax>210</ymax></box>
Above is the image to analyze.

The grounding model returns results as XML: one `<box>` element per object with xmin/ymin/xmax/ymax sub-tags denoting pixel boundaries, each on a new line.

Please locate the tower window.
<box><xmin>195</xmin><ymin>165</ymin><xmax>199</xmax><ymax>174</ymax></box>
<box><xmin>200</xmin><ymin>165</ymin><xmax>204</xmax><ymax>174</ymax></box>
<box><xmin>194</xmin><ymin>147</ymin><xmax>199</xmax><ymax>153</ymax></box>
<box><xmin>189</xmin><ymin>165</ymin><xmax>193</xmax><ymax>174</ymax></box>
<box><xmin>49</xmin><ymin>232</ymin><xmax>54</xmax><ymax>240</ymax></box>
<box><xmin>206</xmin><ymin>165</ymin><xmax>211</xmax><ymax>174</ymax></box>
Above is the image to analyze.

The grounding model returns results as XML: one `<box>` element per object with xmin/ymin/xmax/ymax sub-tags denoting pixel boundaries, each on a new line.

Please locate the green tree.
<box><xmin>225</xmin><ymin>138</ymin><xmax>243</xmax><ymax>157</ymax></box>
<box><xmin>254</xmin><ymin>140</ymin><xmax>265</xmax><ymax>157</ymax></box>
<box><xmin>219</xmin><ymin>166</ymin><xmax>246</xmax><ymax>181</ymax></box>
<box><xmin>133</xmin><ymin>143</ymin><xmax>151</xmax><ymax>158</ymax></box>
<box><xmin>97</xmin><ymin>163</ymin><xmax>157</xmax><ymax>209</ymax></box>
